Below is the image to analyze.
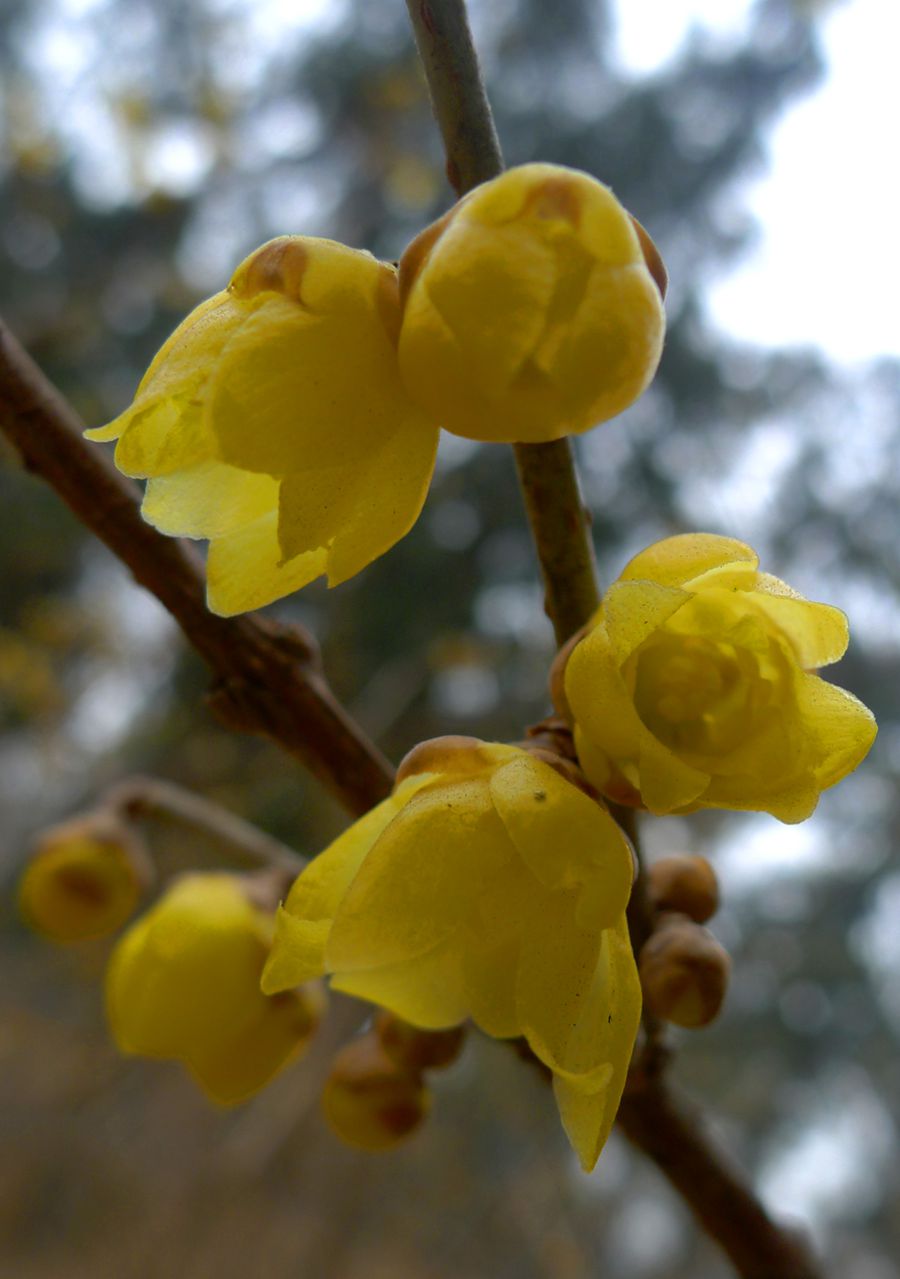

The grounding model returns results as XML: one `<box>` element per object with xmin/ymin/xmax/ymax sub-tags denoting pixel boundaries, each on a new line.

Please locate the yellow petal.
<box><xmin>749</xmin><ymin>593</ymin><xmax>849</xmax><ymax>670</ymax></box>
<box><xmin>460</xmin><ymin>928</ymin><xmax>522</xmax><ymax>1039</ymax></box>
<box><xmin>208</xmin><ymin>280</ymin><xmax>417</xmax><ymax>477</ymax></box>
<box><xmin>619</xmin><ymin>533</ymin><xmax>758</xmax><ymax>588</ymax></box>
<box><xmin>187</xmin><ymin>988</ymin><xmax>318</xmax><ymax>1105</ymax></box>
<box><xmin>703</xmin><ymin>771</ymin><xmax>822</xmax><ymax>824</ymax></box>
<box><xmin>489</xmin><ymin>754</ymin><xmax>633</xmax><ymax>925</ymax></box>
<box><xmin>277</xmin><ymin>409</ymin><xmax>439</xmax><ymax>584</ymax></box>
<box><xmin>796</xmin><ymin>674</ymin><xmax>878</xmax><ymax>791</ymax></box>
<box><xmin>545</xmin><ymin>261</ymin><xmax>663</xmax><ymax>426</ymax></box>
<box><xmin>205</xmin><ymin>507</ymin><xmax>328</xmax><ymax>615</ymax></box>
<box><xmin>602</xmin><ymin>579</ymin><xmax>689</xmax><ymax>664</ymax></box>
<box><xmin>636</xmin><ymin>724</ymin><xmax>710</xmax><ymax>814</ymax></box>
<box><xmin>550</xmin><ymin>920</ymin><xmax>641</xmax><ymax>1171</ymax></box>
<box><xmin>515</xmin><ymin>888</ymin><xmax>602</xmax><ymax>1075</ymax></box>
<box><xmin>331</xmin><ymin>941</ymin><xmax>469</xmax><ymax>1029</ymax></box>
<box><xmin>565</xmin><ymin>625</ymin><xmax>644</xmax><ymax>763</ymax></box>
<box><xmin>142</xmin><ymin>460</ymin><xmax>281</xmax><ymax>539</ymax></box>
<box><xmin>261</xmin><ymin>780</ymin><xmax>426</xmax><ymax>995</ymax></box>
<box><xmin>86</xmin><ymin>292</ymin><xmax>246</xmax><ymax>474</ymax></box>
<box><xmin>326</xmin><ymin>778</ymin><xmax>514</xmax><ymax>972</ymax></box>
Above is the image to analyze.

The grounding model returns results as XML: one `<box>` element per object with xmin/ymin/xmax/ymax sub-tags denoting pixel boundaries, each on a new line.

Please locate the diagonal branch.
<box><xmin>0</xmin><ymin>320</ymin><xmax>393</xmax><ymax>819</ymax></box>
<box><xmin>405</xmin><ymin>3</ymin><xmax>822</xmax><ymax>1277</ymax></box>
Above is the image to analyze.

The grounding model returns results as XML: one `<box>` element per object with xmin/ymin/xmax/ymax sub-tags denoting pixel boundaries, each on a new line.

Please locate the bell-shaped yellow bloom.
<box><xmin>262</xmin><ymin>737</ymin><xmax>641</xmax><ymax>1171</ymax></box>
<box><xmin>563</xmin><ymin>533</ymin><xmax>877</xmax><ymax>823</ymax></box>
<box><xmin>397</xmin><ymin>163</ymin><xmax>666</xmax><ymax>443</ymax></box>
<box><xmin>106</xmin><ymin>873</ymin><xmax>324</xmax><ymax>1103</ymax></box>
<box><xmin>19</xmin><ymin>815</ymin><xmax>148</xmax><ymax>943</ymax></box>
<box><xmin>87</xmin><ymin>237</ymin><xmax>440</xmax><ymax>615</ymax></box>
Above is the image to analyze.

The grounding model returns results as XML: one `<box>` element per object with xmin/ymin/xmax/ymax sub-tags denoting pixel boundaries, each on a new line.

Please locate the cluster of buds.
<box><xmin>638</xmin><ymin>854</ymin><xmax>730</xmax><ymax>1029</ymax></box>
<box><xmin>323</xmin><ymin>1012</ymin><xmax>465</xmax><ymax>1151</ymax></box>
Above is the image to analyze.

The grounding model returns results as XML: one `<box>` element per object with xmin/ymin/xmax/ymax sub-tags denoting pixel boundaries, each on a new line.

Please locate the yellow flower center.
<box><xmin>632</xmin><ymin>633</ymin><xmax>756</xmax><ymax>757</ymax></box>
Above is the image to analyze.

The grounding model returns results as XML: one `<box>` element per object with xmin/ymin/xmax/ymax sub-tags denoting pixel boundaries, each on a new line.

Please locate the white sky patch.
<box><xmin>614</xmin><ymin>0</ymin><xmax>900</xmax><ymax>365</ymax></box>
<box><xmin>707</xmin><ymin>0</ymin><xmax>900</xmax><ymax>363</ymax></box>
<box><xmin>612</xmin><ymin>0</ymin><xmax>749</xmax><ymax>75</ymax></box>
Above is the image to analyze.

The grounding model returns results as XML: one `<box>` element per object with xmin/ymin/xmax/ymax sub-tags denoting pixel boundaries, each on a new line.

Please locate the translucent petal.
<box><xmin>489</xmin><ymin>754</ymin><xmax>632</xmax><ymax>924</ymax></box>
<box><xmin>332</xmin><ymin>941</ymin><xmax>469</xmax><ymax>1030</ymax></box>
<box><xmin>277</xmin><ymin>409</ymin><xmax>439</xmax><ymax>584</ymax></box>
<box><xmin>205</xmin><ymin>508</ymin><xmax>328</xmax><ymax>615</ymax></box>
<box><xmin>326</xmin><ymin>778</ymin><xmax>514</xmax><ymax>972</ymax></box>
<box><xmin>748</xmin><ymin>593</ymin><xmax>849</xmax><ymax>670</ymax></box>
<box><xmin>565</xmin><ymin>625</ymin><xmax>644</xmax><ymax>762</ymax></box>
<box><xmin>602</xmin><ymin>580</ymin><xmax>689</xmax><ymax>663</ymax></box>
<box><xmin>550</xmin><ymin>918</ymin><xmax>641</xmax><ymax>1171</ymax></box>
<box><xmin>461</xmin><ymin>928</ymin><xmax>522</xmax><ymax>1039</ymax></box>
<box><xmin>142</xmin><ymin>461</ymin><xmax>280</xmax><ymax>540</ymax></box>
<box><xmin>619</xmin><ymin>534</ymin><xmax>757</xmax><ymax>588</ymax></box>
<box><xmin>796</xmin><ymin>674</ymin><xmax>878</xmax><ymax>790</ymax></box>
<box><xmin>515</xmin><ymin>888</ymin><xmax>602</xmax><ymax>1075</ymax></box>
<box><xmin>208</xmin><ymin>292</ymin><xmax>414</xmax><ymax>477</ymax></box>
<box><xmin>636</xmin><ymin>724</ymin><xmax>710</xmax><ymax>815</ymax></box>
<box><xmin>261</xmin><ymin>779</ymin><xmax>427</xmax><ymax>995</ymax></box>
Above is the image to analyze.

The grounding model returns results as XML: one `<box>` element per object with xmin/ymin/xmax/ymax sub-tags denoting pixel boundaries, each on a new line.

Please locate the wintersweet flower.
<box><xmin>561</xmin><ymin>533</ymin><xmax>877</xmax><ymax>823</ymax></box>
<box><xmin>397</xmin><ymin>162</ymin><xmax>666</xmax><ymax>443</ymax></box>
<box><xmin>18</xmin><ymin>814</ymin><xmax>149</xmax><ymax>943</ymax></box>
<box><xmin>262</xmin><ymin>736</ymin><xmax>641</xmax><ymax>1171</ymax></box>
<box><xmin>106</xmin><ymin>873</ymin><xmax>324</xmax><ymax>1103</ymax></box>
<box><xmin>87</xmin><ymin>237</ymin><xmax>440</xmax><ymax>615</ymax></box>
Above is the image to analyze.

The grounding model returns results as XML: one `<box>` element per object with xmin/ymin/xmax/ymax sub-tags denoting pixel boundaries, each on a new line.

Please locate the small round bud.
<box><xmin>639</xmin><ymin>915</ymin><xmax>730</xmax><ymax>1028</ymax></box>
<box><xmin>375</xmin><ymin>1011</ymin><xmax>465</xmax><ymax>1073</ymax></box>
<box><xmin>19</xmin><ymin>813</ymin><xmax>151</xmax><ymax>943</ymax></box>
<box><xmin>323</xmin><ymin>1035</ymin><xmax>430</xmax><ymax>1152</ymax></box>
<box><xmin>648</xmin><ymin>854</ymin><xmax>719</xmax><ymax>923</ymax></box>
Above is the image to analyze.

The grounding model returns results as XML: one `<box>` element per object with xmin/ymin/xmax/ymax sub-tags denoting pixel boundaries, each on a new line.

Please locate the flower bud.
<box><xmin>322</xmin><ymin>1035</ymin><xmax>430</xmax><ymax>1151</ymax></box>
<box><xmin>648</xmin><ymin>854</ymin><xmax>719</xmax><ymax>924</ymax></box>
<box><xmin>375</xmin><ymin>1010</ymin><xmax>465</xmax><ymax>1073</ymax></box>
<box><xmin>638</xmin><ymin>914</ymin><xmax>730</xmax><ymax>1028</ymax></box>
<box><xmin>106</xmin><ymin>873</ymin><xmax>323</xmax><ymax>1103</ymax></box>
<box><xmin>18</xmin><ymin>813</ymin><xmax>150</xmax><ymax>943</ymax></box>
<box><xmin>397</xmin><ymin>162</ymin><xmax>666</xmax><ymax>444</ymax></box>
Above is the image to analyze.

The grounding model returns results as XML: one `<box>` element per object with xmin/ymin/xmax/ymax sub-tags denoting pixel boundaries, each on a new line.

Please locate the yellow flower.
<box><xmin>397</xmin><ymin>162</ymin><xmax>666</xmax><ymax>444</ymax></box>
<box><xmin>262</xmin><ymin>736</ymin><xmax>641</xmax><ymax>1171</ymax></box>
<box><xmin>18</xmin><ymin>815</ymin><xmax>148</xmax><ymax>943</ymax></box>
<box><xmin>106</xmin><ymin>873</ymin><xmax>324</xmax><ymax>1103</ymax></box>
<box><xmin>563</xmin><ymin>533</ymin><xmax>877</xmax><ymax>823</ymax></box>
<box><xmin>87</xmin><ymin>237</ymin><xmax>440</xmax><ymax>615</ymax></box>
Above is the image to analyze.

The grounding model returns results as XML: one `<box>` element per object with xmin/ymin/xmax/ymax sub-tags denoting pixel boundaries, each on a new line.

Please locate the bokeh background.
<box><xmin>2</xmin><ymin>0</ymin><xmax>898</xmax><ymax>1275</ymax></box>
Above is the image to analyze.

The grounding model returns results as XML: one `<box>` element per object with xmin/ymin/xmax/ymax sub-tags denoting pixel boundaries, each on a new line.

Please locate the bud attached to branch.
<box><xmin>19</xmin><ymin>813</ymin><xmax>150</xmax><ymax>943</ymax></box>
<box><xmin>322</xmin><ymin>1034</ymin><xmax>431</xmax><ymax>1152</ymax></box>
<box><xmin>648</xmin><ymin>854</ymin><xmax>719</xmax><ymax>924</ymax></box>
<box><xmin>397</xmin><ymin>162</ymin><xmax>666</xmax><ymax>444</ymax></box>
<box><xmin>639</xmin><ymin>914</ymin><xmax>730</xmax><ymax>1029</ymax></box>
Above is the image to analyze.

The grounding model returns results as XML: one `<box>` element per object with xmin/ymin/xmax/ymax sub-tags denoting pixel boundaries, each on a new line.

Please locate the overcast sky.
<box><xmin>614</xmin><ymin>0</ymin><xmax>899</xmax><ymax>365</ymax></box>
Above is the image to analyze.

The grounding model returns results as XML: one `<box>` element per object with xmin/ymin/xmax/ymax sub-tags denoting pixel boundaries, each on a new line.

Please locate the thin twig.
<box><xmin>103</xmin><ymin>775</ymin><xmax>305</xmax><ymax>875</ymax></box>
<box><xmin>405</xmin><ymin>3</ymin><xmax>823</xmax><ymax>1277</ymax></box>
<box><xmin>405</xmin><ymin>0</ymin><xmax>600</xmax><ymax>648</ymax></box>
<box><xmin>0</xmin><ymin>320</ymin><xmax>393</xmax><ymax>818</ymax></box>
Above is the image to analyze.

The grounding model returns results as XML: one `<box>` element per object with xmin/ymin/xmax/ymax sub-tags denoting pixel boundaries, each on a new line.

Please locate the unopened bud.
<box><xmin>323</xmin><ymin>1034</ymin><xmax>430</xmax><ymax>1151</ymax></box>
<box><xmin>19</xmin><ymin>813</ymin><xmax>151</xmax><ymax>943</ymax></box>
<box><xmin>648</xmin><ymin>854</ymin><xmax>719</xmax><ymax>923</ymax></box>
<box><xmin>375</xmin><ymin>1011</ymin><xmax>465</xmax><ymax>1073</ymax></box>
<box><xmin>639</xmin><ymin>914</ymin><xmax>730</xmax><ymax>1028</ymax></box>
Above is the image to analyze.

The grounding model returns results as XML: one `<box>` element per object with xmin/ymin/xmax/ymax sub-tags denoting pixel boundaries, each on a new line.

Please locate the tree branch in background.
<box><xmin>0</xmin><ymin>320</ymin><xmax>394</xmax><ymax>819</ymax></box>
<box><xmin>406</xmin><ymin>3</ymin><xmax>822</xmax><ymax>1277</ymax></box>
<box><xmin>405</xmin><ymin>0</ymin><xmax>601</xmax><ymax>648</ymax></box>
<box><xmin>103</xmin><ymin>775</ymin><xmax>305</xmax><ymax>875</ymax></box>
